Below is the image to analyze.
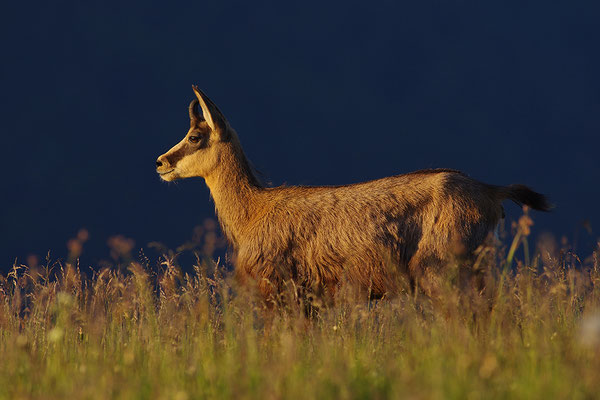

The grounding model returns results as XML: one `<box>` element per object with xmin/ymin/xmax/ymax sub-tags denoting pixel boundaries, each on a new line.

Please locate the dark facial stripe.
<box><xmin>166</xmin><ymin>135</ymin><xmax>209</xmax><ymax>166</ymax></box>
<box><xmin>165</xmin><ymin>145</ymin><xmax>191</xmax><ymax>166</ymax></box>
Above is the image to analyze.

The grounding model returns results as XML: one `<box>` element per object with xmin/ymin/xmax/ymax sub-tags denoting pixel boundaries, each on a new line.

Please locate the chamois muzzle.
<box><xmin>156</xmin><ymin>155</ymin><xmax>171</xmax><ymax>169</ymax></box>
<box><xmin>155</xmin><ymin>155</ymin><xmax>174</xmax><ymax>177</ymax></box>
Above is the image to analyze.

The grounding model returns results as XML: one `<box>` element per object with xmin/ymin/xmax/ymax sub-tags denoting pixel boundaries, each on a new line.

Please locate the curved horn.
<box><xmin>188</xmin><ymin>99</ymin><xmax>200</xmax><ymax>123</ymax></box>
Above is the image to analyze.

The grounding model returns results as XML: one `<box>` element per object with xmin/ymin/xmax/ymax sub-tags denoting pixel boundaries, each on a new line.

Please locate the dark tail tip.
<box><xmin>505</xmin><ymin>184</ymin><xmax>553</xmax><ymax>211</ymax></box>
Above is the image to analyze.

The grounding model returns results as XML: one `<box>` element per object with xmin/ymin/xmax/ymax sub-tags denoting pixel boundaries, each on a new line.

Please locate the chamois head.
<box><xmin>156</xmin><ymin>86</ymin><xmax>231</xmax><ymax>181</ymax></box>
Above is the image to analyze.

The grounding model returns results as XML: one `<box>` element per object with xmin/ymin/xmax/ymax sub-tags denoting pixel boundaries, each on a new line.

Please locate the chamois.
<box><xmin>156</xmin><ymin>86</ymin><xmax>551</xmax><ymax>300</ymax></box>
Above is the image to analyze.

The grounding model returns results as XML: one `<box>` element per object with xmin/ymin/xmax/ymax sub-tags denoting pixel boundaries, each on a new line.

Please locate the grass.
<box><xmin>1</xmin><ymin>216</ymin><xmax>599</xmax><ymax>400</ymax></box>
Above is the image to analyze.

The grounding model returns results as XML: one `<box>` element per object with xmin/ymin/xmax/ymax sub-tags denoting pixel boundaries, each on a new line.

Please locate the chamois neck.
<box><xmin>203</xmin><ymin>143</ymin><xmax>262</xmax><ymax>245</ymax></box>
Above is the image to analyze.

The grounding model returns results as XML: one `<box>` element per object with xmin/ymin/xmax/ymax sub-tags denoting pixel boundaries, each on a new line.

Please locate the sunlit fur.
<box><xmin>157</xmin><ymin>87</ymin><xmax>551</xmax><ymax>300</ymax></box>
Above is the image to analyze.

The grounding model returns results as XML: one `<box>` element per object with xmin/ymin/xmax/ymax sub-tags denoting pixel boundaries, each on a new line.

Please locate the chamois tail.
<box><xmin>497</xmin><ymin>184</ymin><xmax>553</xmax><ymax>211</ymax></box>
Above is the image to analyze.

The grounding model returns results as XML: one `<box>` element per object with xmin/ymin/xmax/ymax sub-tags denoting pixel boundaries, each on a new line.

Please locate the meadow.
<box><xmin>1</xmin><ymin>214</ymin><xmax>599</xmax><ymax>400</ymax></box>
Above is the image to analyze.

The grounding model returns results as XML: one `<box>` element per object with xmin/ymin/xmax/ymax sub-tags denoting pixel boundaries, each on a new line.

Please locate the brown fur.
<box><xmin>156</xmin><ymin>87</ymin><xmax>551</xmax><ymax>301</ymax></box>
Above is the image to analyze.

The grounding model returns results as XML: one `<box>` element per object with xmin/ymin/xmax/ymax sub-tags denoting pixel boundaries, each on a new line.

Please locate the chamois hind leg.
<box><xmin>409</xmin><ymin>249</ymin><xmax>486</xmax><ymax>297</ymax></box>
<box><xmin>407</xmin><ymin>251</ymin><xmax>447</xmax><ymax>300</ymax></box>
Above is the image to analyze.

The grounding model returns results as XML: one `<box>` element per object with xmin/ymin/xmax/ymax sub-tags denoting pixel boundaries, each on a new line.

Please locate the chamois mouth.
<box><xmin>157</xmin><ymin>169</ymin><xmax>175</xmax><ymax>176</ymax></box>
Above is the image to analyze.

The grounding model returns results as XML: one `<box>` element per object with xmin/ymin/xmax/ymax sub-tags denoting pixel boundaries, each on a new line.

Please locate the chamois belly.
<box><xmin>235</xmin><ymin>198</ymin><xmax>502</xmax><ymax>299</ymax></box>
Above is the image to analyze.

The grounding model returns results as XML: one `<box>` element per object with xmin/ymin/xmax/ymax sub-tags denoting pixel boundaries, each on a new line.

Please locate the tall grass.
<box><xmin>1</xmin><ymin>218</ymin><xmax>599</xmax><ymax>399</ymax></box>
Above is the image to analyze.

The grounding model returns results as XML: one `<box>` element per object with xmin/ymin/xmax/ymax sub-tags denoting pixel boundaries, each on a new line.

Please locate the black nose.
<box><xmin>156</xmin><ymin>160</ymin><xmax>163</xmax><ymax>167</ymax></box>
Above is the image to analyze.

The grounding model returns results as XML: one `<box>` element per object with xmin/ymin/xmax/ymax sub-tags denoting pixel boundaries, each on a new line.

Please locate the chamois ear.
<box><xmin>192</xmin><ymin>85</ymin><xmax>227</xmax><ymax>135</ymax></box>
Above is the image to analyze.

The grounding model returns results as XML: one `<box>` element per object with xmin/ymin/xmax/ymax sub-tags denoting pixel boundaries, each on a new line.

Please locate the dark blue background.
<box><xmin>1</xmin><ymin>1</ymin><xmax>598</xmax><ymax>270</ymax></box>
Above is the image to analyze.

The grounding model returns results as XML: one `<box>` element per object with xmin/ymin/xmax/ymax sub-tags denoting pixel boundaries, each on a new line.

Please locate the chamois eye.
<box><xmin>188</xmin><ymin>136</ymin><xmax>200</xmax><ymax>144</ymax></box>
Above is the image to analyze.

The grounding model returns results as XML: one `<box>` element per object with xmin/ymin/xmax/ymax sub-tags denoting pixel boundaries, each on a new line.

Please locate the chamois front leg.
<box><xmin>234</xmin><ymin>256</ymin><xmax>280</xmax><ymax>308</ymax></box>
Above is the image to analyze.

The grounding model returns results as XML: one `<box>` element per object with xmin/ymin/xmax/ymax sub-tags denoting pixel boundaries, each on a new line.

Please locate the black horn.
<box><xmin>188</xmin><ymin>99</ymin><xmax>200</xmax><ymax>124</ymax></box>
